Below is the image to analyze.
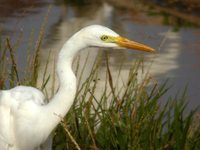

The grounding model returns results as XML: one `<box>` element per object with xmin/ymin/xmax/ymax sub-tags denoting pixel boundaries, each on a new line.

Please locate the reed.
<box><xmin>0</xmin><ymin>27</ymin><xmax>199</xmax><ymax>150</ymax></box>
<box><xmin>52</xmin><ymin>59</ymin><xmax>200</xmax><ymax>150</ymax></box>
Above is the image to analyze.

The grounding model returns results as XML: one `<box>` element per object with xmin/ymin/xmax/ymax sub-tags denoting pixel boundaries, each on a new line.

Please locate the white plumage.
<box><xmin>0</xmin><ymin>25</ymin><xmax>154</xmax><ymax>150</ymax></box>
<box><xmin>0</xmin><ymin>86</ymin><xmax>46</xmax><ymax>149</ymax></box>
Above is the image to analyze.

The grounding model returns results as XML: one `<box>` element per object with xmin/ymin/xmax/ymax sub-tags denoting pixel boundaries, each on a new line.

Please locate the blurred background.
<box><xmin>0</xmin><ymin>0</ymin><xmax>200</xmax><ymax>111</ymax></box>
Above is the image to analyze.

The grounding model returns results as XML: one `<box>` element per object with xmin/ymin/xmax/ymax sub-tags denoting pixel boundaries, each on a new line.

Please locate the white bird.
<box><xmin>0</xmin><ymin>25</ymin><xmax>154</xmax><ymax>150</ymax></box>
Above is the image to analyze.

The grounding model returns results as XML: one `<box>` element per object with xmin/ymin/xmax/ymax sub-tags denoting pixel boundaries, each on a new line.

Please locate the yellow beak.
<box><xmin>115</xmin><ymin>36</ymin><xmax>155</xmax><ymax>52</ymax></box>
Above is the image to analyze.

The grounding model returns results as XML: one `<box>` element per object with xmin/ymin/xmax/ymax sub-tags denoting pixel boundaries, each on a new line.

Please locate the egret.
<box><xmin>0</xmin><ymin>25</ymin><xmax>154</xmax><ymax>150</ymax></box>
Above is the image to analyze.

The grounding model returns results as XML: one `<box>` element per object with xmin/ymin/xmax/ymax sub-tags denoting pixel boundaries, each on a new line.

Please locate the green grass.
<box><xmin>0</xmin><ymin>26</ymin><xmax>200</xmax><ymax>150</ymax></box>
<box><xmin>52</xmin><ymin>60</ymin><xmax>200</xmax><ymax>150</ymax></box>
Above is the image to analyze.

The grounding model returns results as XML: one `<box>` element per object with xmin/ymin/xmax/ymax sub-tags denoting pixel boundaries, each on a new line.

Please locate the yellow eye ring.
<box><xmin>101</xmin><ymin>35</ymin><xmax>109</xmax><ymax>41</ymax></box>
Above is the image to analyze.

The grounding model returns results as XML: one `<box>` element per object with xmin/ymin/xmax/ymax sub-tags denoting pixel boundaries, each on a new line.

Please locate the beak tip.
<box><xmin>149</xmin><ymin>48</ymin><xmax>156</xmax><ymax>53</ymax></box>
<box><xmin>143</xmin><ymin>47</ymin><xmax>156</xmax><ymax>53</ymax></box>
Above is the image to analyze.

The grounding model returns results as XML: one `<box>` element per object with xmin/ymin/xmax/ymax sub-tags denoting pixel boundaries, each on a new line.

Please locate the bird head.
<box><xmin>75</xmin><ymin>25</ymin><xmax>155</xmax><ymax>52</ymax></box>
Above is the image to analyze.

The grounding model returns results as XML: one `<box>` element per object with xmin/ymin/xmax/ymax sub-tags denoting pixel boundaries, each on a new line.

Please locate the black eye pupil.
<box><xmin>101</xmin><ymin>36</ymin><xmax>108</xmax><ymax>40</ymax></box>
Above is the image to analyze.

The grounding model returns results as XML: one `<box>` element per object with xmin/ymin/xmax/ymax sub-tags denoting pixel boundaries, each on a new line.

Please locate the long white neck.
<box><xmin>41</xmin><ymin>34</ymin><xmax>85</xmax><ymax>136</ymax></box>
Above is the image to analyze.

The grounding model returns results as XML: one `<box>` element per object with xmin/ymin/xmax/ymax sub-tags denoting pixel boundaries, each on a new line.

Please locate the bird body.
<box><xmin>0</xmin><ymin>25</ymin><xmax>154</xmax><ymax>150</ymax></box>
<box><xmin>0</xmin><ymin>86</ymin><xmax>45</xmax><ymax>150</ymax></box>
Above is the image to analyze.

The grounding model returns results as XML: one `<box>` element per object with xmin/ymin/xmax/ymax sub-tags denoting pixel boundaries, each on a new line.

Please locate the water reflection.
<box><xmin>40</xmin><ymin>1</ymin><xmax>200</xmax><ymax>110</ymax></box>
<box><xmin>0</xmin><ymin>0</ymin><xmax>47</xmax><ymax>18</ymax></box>
<box><xmin>38</xmin><ymin>2</ymin><xmax>117</xmax><ymax>98</ymax></box>
<box><xmin>1</xmin><ymin>0</ymin><xmax>200</xmax><ymax>111</ymax></box>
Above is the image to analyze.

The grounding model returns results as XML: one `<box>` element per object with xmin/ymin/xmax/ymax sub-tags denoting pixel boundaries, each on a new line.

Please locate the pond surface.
<box><xmin>0</xmin><ymin>0</ymin><xmax>200</xmax><ymax>111</ymax></box>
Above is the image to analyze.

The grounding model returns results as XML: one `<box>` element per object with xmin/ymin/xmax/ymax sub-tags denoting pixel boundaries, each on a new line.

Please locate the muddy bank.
<box><xmin>106</xmin><ymin>0</ymin><xmax>200</xmax><ymax>26</ymax></box>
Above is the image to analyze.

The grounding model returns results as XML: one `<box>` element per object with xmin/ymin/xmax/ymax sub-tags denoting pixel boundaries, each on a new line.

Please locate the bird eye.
<box><xmin>101</xmin><ymin>35</ymin><xmax>109</xmax><ymax>41</ymax></box>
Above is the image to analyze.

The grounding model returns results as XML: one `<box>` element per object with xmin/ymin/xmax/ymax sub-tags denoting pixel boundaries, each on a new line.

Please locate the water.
<box><xmin>0</xmin><ymin>0</ymin><xmax>200</xmax><ymax>111</ymax></box>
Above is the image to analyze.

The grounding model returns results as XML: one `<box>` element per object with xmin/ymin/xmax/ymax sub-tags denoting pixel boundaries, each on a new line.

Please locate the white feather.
<box><xmin>0</xmin><ymin>25</ymin><xmax>146</xmax><ymax>150</ymax></box>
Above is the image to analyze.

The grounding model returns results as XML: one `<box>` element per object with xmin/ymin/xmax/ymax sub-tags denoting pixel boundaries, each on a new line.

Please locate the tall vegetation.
<box><xmin>0</xmin><ymin>28</ymin><xmax>199</xmax><ymax>150</ymax></box>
